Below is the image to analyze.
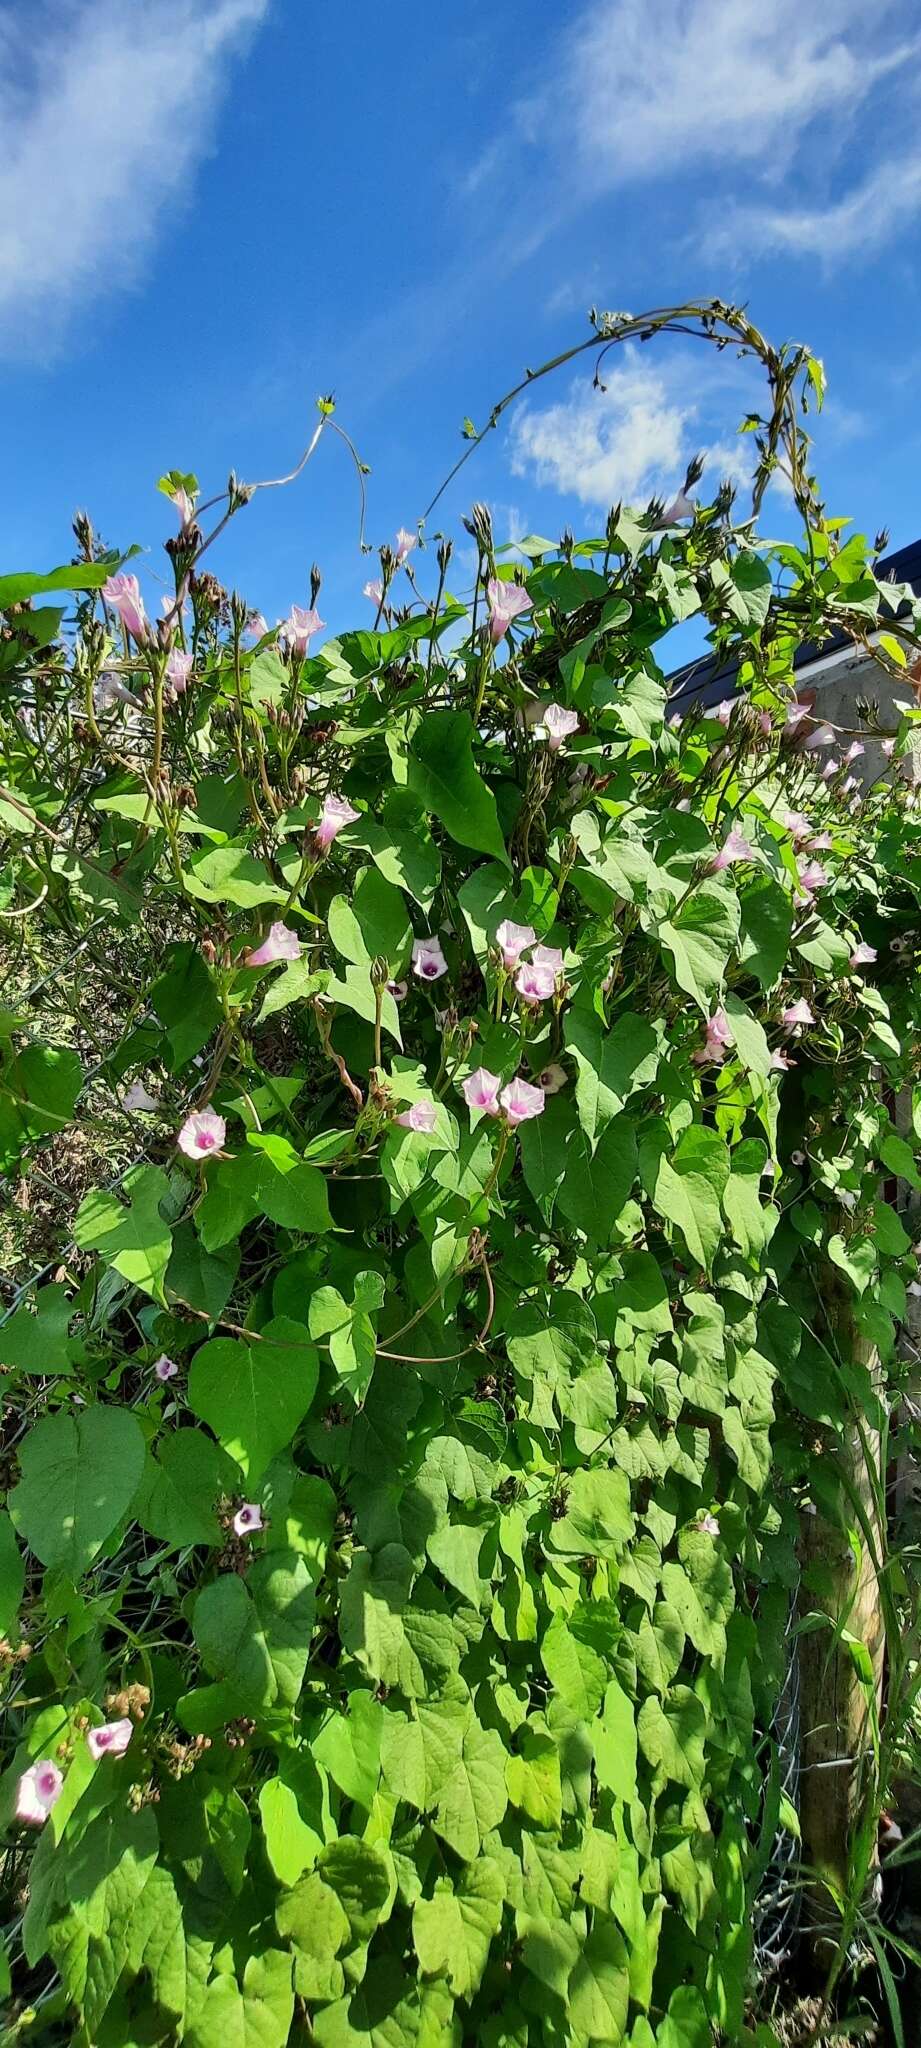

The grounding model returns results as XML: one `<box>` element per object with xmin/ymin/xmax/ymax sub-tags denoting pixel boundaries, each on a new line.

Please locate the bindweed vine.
<box><xmin>1</xmin><ymin>308</ymin><xmax>921</xmax><ymax>2046</ymax></box>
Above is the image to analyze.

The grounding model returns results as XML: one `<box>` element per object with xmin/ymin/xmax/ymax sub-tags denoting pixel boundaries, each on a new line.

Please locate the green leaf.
<box><xmin>184</xmin><ymin>1951</ymin><xmax>294</xmax><ymax>2048</ymax></box>
<box><xmin>651</xmin><ymin>1126</ymin><xmax>730</xmax><ymax>1272</ymax></box>
<box><xmin>637</xmin><ymin>1687</ymin><xmax>707</xmax><ymax>1788</ymax></box>
<box><xmin>193</xmin><ymin>1551</ymin><xmax>315</xmax><ymax>1713</ymax></box>
<box><xmin>541</xmin><ymin>1611</ymin><xmax>608</xmax><ymax>1718</ymax></box>
<box><xmin>316</xmin><ymin>1836</ymin><xmax>392</xmax><ymax>1946</ymax></box>
<box><xmin>46</xmin><ymin>1806</ymin><xmax>158</xmax><ymax>2034</ymax></box>
<box><xmin>196</xmin><ymin>1150</ymin><xmax>332</xmax><ymax>1252</ymax></box>
<box><xmin>165</xmin><ymin>1219</ymin><xmax>240</xmax><ymax>1319</ymax></box>
<box><xmin>506</xmin><ymin>1728</ymin><xmax>563</xmax><ymax>1830</ymax></box>
<box><xmin>567</xmin><ymin>1917</ymin><xmax>630</xmax><ymax>2042</ymax></box>
<box><xmin>358</xmin><ymin>790</ymin><xmax>441</xmax><ymax>911</ymax></box>
<box><xmin>406</xmin><ymin>709</ymin><xmax>509</xmax><ymax>865</ymax></box>
<box><xmin>276</xmin><ymin>1869</ymin><xmax>350</xmax><ymax>2000</ymax></box>
<box><xmin>557</xmin><ymin>1112</ymin><xmax>637</xmax><ymax>1242</ymax></box>
<box><xmin>10</xmin><ymin>1406</ymin><xmax>145</xmax><ymax>1574</ymax></box>
<box><xmin>0</xmin><ymin>561</ymin><xmax>116</xmax><ymax>606</ymax></box>
<box><xmin>828</xmin><ymin>1233</ymin><xmax>877</xmax><ymax>1297</ymax></box>
<box><xmin>0</xmin><ymin>1282</ymin><xmax>72</xmax><ymax>1374</ymax></box>
<box><xmin>412</xmin><ymin>1859</ymin><xmax>504</xmax><ymax>1997</ymax></box>
<box><xmin>183</xmin><ymin>843</ymin><xmax>288</xmax><ymax>908</ymax></box>
<box><xmin>0</xmin><ymin>1510</ymin><xmax>25</xmax><ymax>1635</ymax></box>
<box><xmin>136</xmin><ymin>1429</ymin><xmax>234</xmax><ymax>1547</ymax></box>
<box><xmin>328</xmin><ymin>865</ymin><xmax>412</xmax><ymax>971</ymax></box>
<box><xmin>660</xmin><ymin>881</ymin><xmax>740</xmax><ymax>1011</ymax></box>
<box><xmin>150</xmin><ymin>943</ymin><xmax>222</xmax><ymax>1067</ymax></box>
<box><xmin>0</xmin><ymin>1041</ymin><xmax>82</xmax><ymax>1170</ymax></box>
<box><xmin>188</xmin><ymin>1321</ymin><xmax>319</xmax><ymax>1480</ymax></box>
<box><xmin>547</xmin><ymin>1466</ymin><xmax>634</xmax><ymax>1561</ymax></box>
<box><xmin>309</xmin><ymin>1271</ymin><xmax>386</xmax><ymax>1406</ymax></box>
<box><xmin>565</xmin><ymin>1009</ymin><xmax>660</xmax><ymax>1144</ymax></box>
<box><xmin>259</xmin><ymin>1776</ymin><xmax>324</xmax><ymax>1887</ymax></box>
<box><xmin>73</xmin><ymin>1163</ymin><xmax>173</xmax><ymax>1304</ymax></box>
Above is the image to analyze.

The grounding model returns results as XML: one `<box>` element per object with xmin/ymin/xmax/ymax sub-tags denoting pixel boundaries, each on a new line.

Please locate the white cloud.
<box><xmin>705</xmin><ymin>155</ymin><xmax>921</xmax><ymax>261</ymax></box>
<box><xmin>508</xmin><ymin>346</ymin><xmax>754</xmax><ymax>512</ymax></box>
<box><xmin>0</xmin><ymin>0</ymin><xmax>269</xmax><ymax>357</ymax></box>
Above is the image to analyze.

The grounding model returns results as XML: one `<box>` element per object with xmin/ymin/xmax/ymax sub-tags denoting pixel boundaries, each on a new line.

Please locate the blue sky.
<box><xmin>3</xmin><ymin>0</ymin><xmax>920</xmax><ymax>637</ymax></box>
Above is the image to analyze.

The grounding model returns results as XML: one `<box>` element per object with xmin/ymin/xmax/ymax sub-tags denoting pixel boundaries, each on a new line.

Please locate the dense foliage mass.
<box><xmin>2</xmin><ymin>313</ymin><xmax>921</xmax><ymax>2045</ymax></box>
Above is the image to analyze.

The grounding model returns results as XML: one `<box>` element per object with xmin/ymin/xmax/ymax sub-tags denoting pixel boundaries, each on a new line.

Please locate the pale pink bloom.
<box><xmin>515</xmin><ymin>961</ymin><xmax>557</xmax><ymax>1006</ymax></box>
<box><xmin>245</xmin><ymin>920</ymin><xmax>301</xmax><ymax>966</ymax></box>
<box><xmin>882</xmin><ymin>738</ymin><xmax>897</xmax><ymax>760</ymax></box>
<box><xmin>388</xmin><ymin>980</ymin><xmax>408</xmax><ymax>1001</ymax></box>
<box><xmin>165</xmin><ymin>649</ymin><xmax>192</xmax><ymax>696</ymax></box>
<box><xmin>542</xmin><ymin>702</ymin><xmax>580</xmax><ymax>750</ymax></box>
<box><xmin>178</xmin><ymin>1109</ymin><xmax>226</xmax><ymax>1158</ymax></box>
<box><xmin>844</xmin><ymin>741</ymin><xmax>865</xmax><ymax>766</ymax></box>
<box><xmin>696</xmin><ymin>1512</ymin><xmax>720</xmax><ymax>1537</ymax></box>
<box><xmin>462</xmin><ymin>1068</ymin><xmax>502</xmax><ymax>1116</ymax></box>
<box><xmin>532</xmin><ymin>945</ymin><xmax>564</xmax><ymax>975</ymax></box>
<box><xmin>796</xmin><ymin>859</ymin><xmax>829</xmax><ymax>896</ymax></box>
<box><xmin>782</xmin><ymin>810</ymin><xmax>812</xmax><ymax>844</ymax></box>
<box><xmin>102</xmin><ymin>573</ymin><xmax>148</xmax><ymax>642</ymax></box>
<box><xmin>785</xmin><ymin>700</ymin><xmax>812</xmax><ymax>729</ymax></box>
<box><xmin>495</xmin><ymin>919</ymin><xmax>536</xmax><ymax>970</ymax></box>
<box><xmin>659</xmin><ymin>489</ymin><xmax>696</xmax><ymax>525</ymax></box>
<box><xmin>714</xmin><ymin>699</ymin><xmax>735</xmax><ymax>727</ymax></box>
<box><xmin>315</xmin><ymin>794</ymin><xmax>359</xmax><ymax>849</ymax></box>
<box><xmin>791</xmin><ymin>1149</ymin><xmax>806</xmax><ymax>1167</ymax></box>
<box><xmin>808</xmin><ymin>831</ymin><xmax>833</xmax><ymax>851</ymax></box>
<box><xmin>233</xmin><ymin>1504</ymin><xmax>264</xmax><ymax>1536</ymax></box>
<box><xmin>94</xmin><ymin>672</ymin><xmax>143</xmax><ymax>712</ymax></box>
<box><xmin>281</xmin><ymin>605</ymin><xmax>325</xmax><ymax>656</ymax></box>
<box><xmin>396</xmin><ymin>1100</ymin><xmax>438</xmax><ymax>1132</ymax></box>
<box><xmin>120</xmin><ymin>1079</ymin><xmax>158</xmax><ymax>1113</ymax></box>
<box><xmin>245</xmin><ymin>612</ymin><xmax>268</xmax><ymax>639</ymax></box>
<box><xmin>758</xmin><ymin>710</ymin><xmax>773</xmax><ymax>736</ymax></box>
<box><xmin>15</xmin><ymin>1761</ymin><xmax>63</xmax><ymax>1826</ymax></box>
<box><xmin>821</xmin><ymin>758</ymin><xmax>838</xmax><ymax>781</ymax></box>
<box><xmin>363</xmin><ymin>579</ymin><xmax>384</xmax><ymax>605</ymax></box>
<box><xmin>711</xmin><ymin>826</ymin><xmax>753</xmax><ymax>871</ymax></box>
<box><xmin>87</xmin><ymin>1719</ymin><xmax>133</xmax><ymax>1761</ymax></box>
<box><xmin>781</xmin><ymin>999</ymin><xmax>814</xmax><ymax>1033</ymax></box>
<box><xmin>487</xmin><ymin>577</ymin><xmax>532</xmax><ymax>646</ymax></box>
<box><xmin>153</xmin><ymin>1354</ymin><xmax>178</xmax><ymax>1382</ymax></box>
<box><xmin>676</xmin><ymin>797</ymin><xmax>691</xmax><ymax>812</ymax></box>
<box><xmin>667</xmin><ymin>712</ymin><xmax>683</xmax><ymax>730</ymax></box>
<box><xmin>841</xmin><ymin>775</ymin><xmax>858</xmax><ymax>795</ymax></box>
<box><xmin>537</xmin><ymin>1063</ymin><xmax>567</xmax><ymax>1094</ymax></box>
<box><xmin>500</xmin><ymin>1076</ymin><xmax>546</xmax><ymax>1126</ymax></box>
<box><xmin>172</xmin><ymin>486</ymin><xmax>194</xmax><ymax>528</ymax></box>
<box><xmin>693</xmin><ymin>1007</ymin><xmax>734</xmax><ymax>1065</ymax></box>
<box><xmin>804</xmin><ymin>724</ymin><xmax>836</xmax><ymax>750</ymax></box>
<box><xmin>395</xmin><ymin>529</ymin><xmax>416</xmax><ymax>564</ymax></box>
<box><xmin>770</xmin><ymin>1048</ymin><xmax>795</xmax><ymax>1071</ymax></box>
<box><xmin>412</xmin><ymin>936</ymin><xmax>448</xmax><ymax>981</ymax></box>
<box><xmin>849</xmin><ymin>943</ymin><xmax>877</xmax><ymax>968</ymax></box>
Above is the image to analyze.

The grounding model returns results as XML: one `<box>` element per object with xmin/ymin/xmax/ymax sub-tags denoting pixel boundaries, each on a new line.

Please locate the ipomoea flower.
<box><xmin>693</xmin><ymin>1008</ymin><xmax>734</xmax><ymax>1065</ymax></box>
<box><xmin>781</xmin><ymin>999</ymin><xmax>814</xmax><ymax>1033</ymax></box>
<box><xmin>696</xmin><ymin>1512</ymin><xmax>720</xmax><ymax>1537</ymax></box>
<box><xmin>462</xmin><ymin>1068</ymin><xmax>502</xmax><ymax>1116</ymax></box>
<box><xmin>281</xmin><ymin>605</ymin><xmax>324</xmax><ymax>656</ymax></box>
<box><xmin>120</xmin><ymin>1079</ymin><xmax>158</xmax><ymax>1113</ymax></box>
<box><xmin>245</xmin><ymin>611</ymin><xmax>268</xmax><ymax>639</ymax></box>
<box><xmin>102</xmin><ymin>573</ymin><xmax>148</xmax><ymax>642</ymax></box>
<box><xmin>395</xmin><ymin>1100</ymin><xmax>438</xmax><ymax>1132</ymax></box>
<box><xmin>849</xmin><ymin>942</ymin><xmax>877</xmax><ymax>968</ymax></box>
<box><xmin>412</xmin><ymin>936</ymin><xmax>448</xmax><ymax>981</ymax></box>
<box><xmin>711</xmin><ymin>826</ymin><xmax>753</xmax><ymax>871</ymax></box>
<box><xmin>844</xmin><ymin>741</ymin><xmax>865</xmax><ymax>765</ymax></box>
<box><xmin>782</xmin><ymin>809</ymin><xmax>813</xmax><ymax>844</ymax></box>
<box><xmin>537</xmin><ymin>1063</ymin><xmax>567</xmax><ymax>1094</ymax></box>
<box><xmin>177</xmin><ymin>1109</ymin><xmax>226</xmax><ymax>1158</ymax></box>
<box><xmin>233</xmin><ymin>1504</ymin><xmax>264</xmax><ymax>1536</ymax></box>
<box><xmin>541</xmin><ymin>703</ymin><xmax>580</xmax><ymax>751</ymax></box>
<box><xmin>395</xmin><ymin>529</ymin><xmax>416</xmax><ymax>564</ymax></box>
<box><xmin>515</xmin><ymin>961</ymin><xmax>557</xmax><ymax>1006</ymax></box>
<box><xmin>804</xmin><ymin>723</ymin><xmax>836</xmax><ymax>750</ymax></box>
<box><xmin>796</xmin><ymin>859</ymin><xmax>829</xmax><ymax>897</ymax></box>
<box><xmin>500</xmin><ymin>1077</ymin><xmax>546</xmax><ymax>1126</ymax></box>
<box><xmin>15</xmin><ymin>1761</ymin><xmax>63</xmax><ymax>1826</ymax></box>
<box><xmin>532</xmin><ymin>945</ymin><xmax>564</xmax><ymax>976</ymax></box>
<box><xmin>770</xmin><ymin>1047</ymin><xmax>795</xmax><ymax>1071</ymax></box>
<box><xmin>495</xmin><ymin>920</ymin><xmax>536</xmax><ymax>970</ymax></box>
<box><xmin>153</xmin><ymin>1354</ymin><xmax>178</xmax><ymax>1382</ymax></box>
<box><xmin>659</xmin><ymin>488</ymin><xmax>696</xmax><ymax>525</ymax></box>
<box><xmin>87</xmin><ymin>1719</ymin><xmax>133</xmax><ymax>1761</ymax></box>
<box><xmin>714</xmin><ymin>699</ymin><xmax>735</xmax><ymax>728</ymax></box>
<box><xmin>388</xmin><ymin>980</ymin><xmax>408</xmax><ymax>1001</ymax></box>
<box><xmin>171</xmin><ymin>486</ymin><xmax>194</xmax><ymax>528</ymax></box>
<box><xmin>315</xmin><ymin>795</ymin><xmax>359</xmax><ymax>849</ymax></box>
<box><xmin>487</xmin><ymin>577</ymin><xmax>532</xmax><ymax>645</ymax></box>
<box><xmin>363</xmin><ymin>579</ymin><xmax>384</xmax><ymax>605</ymax></box>
<box><xmin>785</xmin><ymin>700</ymin><xmax>812</xmax><ymax>730</ymax></box>
<box><xmin>245</xmin><ymin>921</ymin><xmax>301</xmax><ymax>966</ymax></box>
<box><xmin>165</xmin><ymin>650</ymin><xmax>192</xmax><ymax>696</ymax></box>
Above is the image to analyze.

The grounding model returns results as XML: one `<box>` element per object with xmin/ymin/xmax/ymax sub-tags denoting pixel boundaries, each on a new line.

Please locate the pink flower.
<box><xmin>770</xmin><ymin>1047</ymin><xmax>795</xmax><ymax>1071</ymax></box>
<box><xmin>791</xmin><ymin>1149</ymin><xmax>806</xmax><ymax>1167</ymax></box>
<box><xmin>782</xmin><ymin>809</ymin><xmax>813</xmax><ymax>844</ymax></box>
<box><xmin>165</xmin><ymin>649</ymin><xmax>192</xmax><ymax>696</ymax></box>
<box><xmin>102</xmin><ymin>573</ymin><xmax>148</xmax><ymax>643</ymax></box>
<box><xmin>695</xmin><ymin>1512</ymin><xmax>720</xmax><ymax>1537</ymax></box>
<box><xmin>245</xmin><ymin>611</ymin><xmax>268</xmax><ymax>639</ymax></box>
<box><xmin>808</xmin><ymin>831</ymin><xmax>833</xmax><ymax>851</ymax></box>
<box><xmin>844</xmin><ymin>741</ymin><xmax>865</xmax><ymax>765</ymax></box>
<box><xmin>178</xmin><ymin>1109</ymin><xmax>226</xmax><ymax>1158</ymax></box>
<box><xmin>281</xmin><ymin>605</ymin><xmax>325</xmax><ymax>656</ymax></box>
<box><xmin>412</xmin><ymin>936</ymin><xmax>448</xmax><ymax>981</ymax></box>
<box><xmin>842</xmin><ymin>775</ymin><xmax>858</xmax><ymax>795</ymax></box>
<box><xmin>171</xmin><ymin>486</ymin><xmax>195</xmax><ymax>528</ymax></box>
<box><xmin>882</xmin><ymin>738</ymin><xmax>896</xmax><ymax>760</ymax></box>
<box><xmin>542</xmin><ymin>703</ymin><xmax>580</xmax><ymax>751</ymax></box>
<box><xmin>120</xmin><ymin>1078</ymin><xmax>158</xmax><ymax>1113</ymax></box>
<box><xmin>500</xmin><ymin>1077</ymin><xmax>546</xmax><ymax>1126</ymax></box>
<box><xmin>514</xmin><ymin>961</ymin><xmax>557</xmax><ymax>1006</ymax></box>
<box><xmin>532</xmin><ymin>944</ymin><xmax>564</xmax><ymax>975</ymax></box>
<box><xmin>781</xmin><ymin>999</ymin><xmax>814</xmax><ymax>1033</ymax></box>
<box><xmin>388</xmin><ymin>979</ymin><xmax>408</xmax><ymax>1001</ymax></box>
<box><xmin>537</xmin><ymin>1063</ymin><xmax>566</xmax><ymax>1094</ymax></box>
<box><xmin>396</xmin><ymin>1100</ymin><xmax>438</xmax><ymax>1132</ymax></box>
<box><xmin>245</xmin><ymin>921</ymin><xmax>301</xmax><ymax>966</ymax></box>
<box><xmin>495</xmin><ymin>919</ymin><xmax>536</xmax><ymax>970</ymax></box>
<box><xmin>15</xmin><ymin>1761</ymin><xmax>63</xmax><ymax>1826</ymax></box>
<box><xmin>462</xmin><ymin>1068</ymin><xmax>502</xmax><ymax>1117</ymax></box>
<box><xmin>87</xmin><ymin>1719</ymin><xmax>133</xmax><ymax>1761</ymax></box>
<box><xmin>693</xmin><ymin>1007</ymin><xmax>734</xmax><ymax>1065</ymax></box>
<box><xmin>785</xmin><ymin>700</ymin><xmax>812</xmax><ymax>729</ymax></box>
<box><xmin>364</xmin><ymin>579</ymin><xmax>384</xmax><ymax>605</ymax></box>
<box><xmin>821</xmin><ymin>757</ymin><xmax>839</xmax><ymax>782</ymax></box>
<box><xmin>233</xmin><ymin>1504</ymin><xmax>264</xmax><ymax>1536</ymax></box>
<box><xmin>849</xmin><ymin>943</ymin><xmax>877</xmax><ymax>968</ymax></box>
<box><xmin>796</xmin><ymin>859</ymin><xmax>829</xmax><ymax>897</ymax></box>
<box><xmin>153</xmin><ymin>1354</ymin><xmax>178</xmax><ymax>1382</ymax></box>
<box><xmin>714</xmin><ymin>699</ymin><xmax>735</xmax><ymax>728</ymax></box>
<box><xmin>659</xmin><ymin>489</ymin><xmax>696</xmax><ymax>525</ymax></box>
<box><xmin>804</xmin><ymin>723</ymin><xmax>836</xmax><ymax>750</ymax></box>
<box><xmin>758</xmin><ymin>710</ymin><xmax>773</xmax><ymax>736</ymax></box>
<box><xmin>395</xmin><ymin>529</ymin><xmax>416</xmax><ymax>564</ymax></box>
<box><xmin>315</xmin><ymin>794</ymin><xmax>359</xmax><ymax>849</ymax></box>
<box><xmin>487</xmin><ymin>577</ymin><xmax>532</xmax><ymax>646</ymax></box>
<box><xmin>710</xmin><ymin>826</ymin><xmax>753</xmax><ymax>871</ymax></box>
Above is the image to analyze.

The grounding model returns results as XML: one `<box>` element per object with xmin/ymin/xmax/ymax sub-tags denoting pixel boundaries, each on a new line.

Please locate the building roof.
<box><xmin>667</xmin><ymin>535</ymin><xmax>921</xmax><ymax>711</ymax></box>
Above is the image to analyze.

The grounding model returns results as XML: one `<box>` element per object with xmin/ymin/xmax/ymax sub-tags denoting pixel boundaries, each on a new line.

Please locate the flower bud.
<box><xmin>370</xmin><ymin>955</ymin><xmax>390</xmax><ymax>991</ymax></box>
<box><xmin>310</xmin><ymin>563</ymin><xmax>322</xmax><ymax>607</ymax></box>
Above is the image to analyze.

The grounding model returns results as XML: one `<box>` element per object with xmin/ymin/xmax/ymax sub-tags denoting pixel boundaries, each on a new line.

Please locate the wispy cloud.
<box><xmin>0</xmin><ymin>0</ymin><xmax>269</xmax><ymax>358</ymax></box>
<box><xmin>705</xmin><ymin>156</ymin><xmax>921</xmax><ymax>262</ymax></box>
<box><xmin>508</xmin><ymin>345</ymin><xmax>754</xmax><ymax>512</ymax></box>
